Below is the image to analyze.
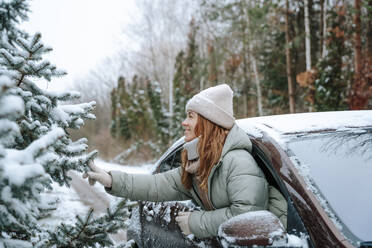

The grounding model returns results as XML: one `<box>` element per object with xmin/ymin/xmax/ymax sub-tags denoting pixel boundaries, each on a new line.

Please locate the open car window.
<box><xmin>153</xmin><ymin>137</ymin><xmax>184</xmax><ymax>173</ymax></box>
<box><xmin>158</xmin><ymin>145</ymin><xmax>183</xmax><ymax>173</ymax></box>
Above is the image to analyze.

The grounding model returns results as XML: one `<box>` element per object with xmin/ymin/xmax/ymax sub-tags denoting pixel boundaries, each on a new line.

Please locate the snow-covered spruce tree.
<box><xmin>171</xmin><ymin>51</ymin><xmax>186</xmax><ymax>141</ymax></box>
<box><xmin>111</xmin><ymin>75</ymin><xmax>168</xmax><ymax>161</ymax></box>
<box><xmin>146</xmin><ymin>81</ymin><xmax>169</xmax><ymax>151</ymax></box>
<box><xmin>110</xmin><ymin>76</ymin><xmax>132</xmax><ymax>141</ymax></box>
<box><xmin>171</xmin><ymin>24</ymin><xmax>200</xmax><ymax>141</ymax></box>
<box><xmin>1</xmin><ymin>1</ymin><xmax>133</xmax><ymax>246</ymax></box>
<box><xmin>0</xmin><ymin>0</ymin><xmax>29</xmax><ymax>46</ymax></box>
<box><xmin>36</xmin><ymin>199</ymin><xmax>136</xmax><ymax>248</ymax></box>
<box><xmin>0</xmin><ymin>32</ymin><xmax>134</xmax><ymax>248</ymax></box>
<box><xmin>128</xmin><ymin>76</ymin><xmax>152</xmax><ymax>142</ymax></box>
<box><xmin>313</xmin><ymin>4</ymin><xmax>351</xmax><ymax>111</ymax></box>
<box><xmin>0</xmin><ymin>32</ymin><xmax>97</xmax><ymax>186</ymax></box>
<box><xmin>0</xmin><ymin>74</ymin><xmax>65</xmax><ymax>247</ymax></box>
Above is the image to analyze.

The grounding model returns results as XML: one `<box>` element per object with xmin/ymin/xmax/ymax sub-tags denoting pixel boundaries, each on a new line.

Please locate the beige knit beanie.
<box><xmin>185</xmin><ymin>84</ymin><xmax>235</xmax><ymax>129</ymax></box>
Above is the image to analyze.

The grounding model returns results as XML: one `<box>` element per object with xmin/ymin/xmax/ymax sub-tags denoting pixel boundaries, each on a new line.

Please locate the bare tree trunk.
<box><xmin>242</xmin><ymin>17</ymin><xmax>249</xmax><ymax>118</ymax></box>
<box><xmin>168</xmin><ymin>56</ymin><xmax>173</xmax><ymax>119</ymax></box>
<box><xmin>249</xmin><ymin>42</ymin><xmax>263</xmax><ymax>116</ymax></box>
<box><xmin>320</xmin><ymin>0</ymin><xmax>324</xmax><ymax>57</ymax></box>
<box><xmin>304</xmin><ymin>0</ymin><xmax>312</xmax><ymax>71</ymax></box>
<box><xmin>200</xmin><ymin>76</ymin><xmax>204</xmax><ymax>90</ymax></box>
<box><xmin>245</xmin><ymin>0</ymin><xmax>263</xmax><ymax>116</ymax></box>
<box><xmin>285</xmin><ymin>0</ymin><xmax>295</xmax><ymax>113</ymax></box>
<box><xmin>367</xmin><ymin>0</ymin><xmax>372</xmax><ymax>109</ymax></box>
<box><xmin>349</xmin><ymin>0</ymin><xmax>366</xmax><ymax>109</ymax></box>
<box><xmin>243</xmin><ymin>93</ymin><xmax>248</xmax><ymax>117</ymax></box>
<box><xmin>207</xmin><ymin>42</ymin><xmax>218</xmax><ymax>85</ymax></box>
<box><xmin>353</xmin><ymin>0</ymin><xmax>362</xmax><ymax>82</ymax></box>
<box><xmin>367</xmin><ymin>0</ymin><xmax>372</xmax><ymax>76</ymax></box>
<box><xmin>321</xmin><ymin>0</ymin><xmax>328</xmax><ymax>58</ymax></box>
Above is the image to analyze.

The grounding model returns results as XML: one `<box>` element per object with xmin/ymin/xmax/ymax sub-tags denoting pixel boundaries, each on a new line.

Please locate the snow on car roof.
<box><xmin>237</xmin><ymin>110</ymin><xmax>372</xmax><ymax>137</ymax></box>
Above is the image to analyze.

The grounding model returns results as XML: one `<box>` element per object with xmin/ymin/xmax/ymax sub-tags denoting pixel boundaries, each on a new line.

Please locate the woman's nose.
<box><xmin>182</xmin><ymin>119</ymin><xmax>187</xmax><ymax>127</ymax></box>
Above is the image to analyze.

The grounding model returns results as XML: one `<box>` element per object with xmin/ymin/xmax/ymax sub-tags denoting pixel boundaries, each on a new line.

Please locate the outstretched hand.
<box><xmin>82</xmin><ymin>160</ymin><xmax>112</xmax><ymax>188</ymax></box>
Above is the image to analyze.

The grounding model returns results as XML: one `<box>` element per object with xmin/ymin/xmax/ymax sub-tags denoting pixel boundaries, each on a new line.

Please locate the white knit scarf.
<box><xmin>183</xmin><ymin>137</ymin><xmax>200</xmax><ymax>174</ymax></box>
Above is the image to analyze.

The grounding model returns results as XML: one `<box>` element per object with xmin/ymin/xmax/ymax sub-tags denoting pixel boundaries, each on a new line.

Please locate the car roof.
<box><xmin>155</xmin><ymin>111</ymin><xmax>371</xmax><ymax>172</ymax></box>
<box><xmin>237</xmin><ymin>110</ymin><xmax>372</xmax><ymax>138</ymax></box>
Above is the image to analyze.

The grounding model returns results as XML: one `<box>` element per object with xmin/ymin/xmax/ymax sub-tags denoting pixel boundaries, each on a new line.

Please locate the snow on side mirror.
<box><xmin>218</xmin><ymin>210</ymin><xmax>286</xmax><ymax>247</ymax></box>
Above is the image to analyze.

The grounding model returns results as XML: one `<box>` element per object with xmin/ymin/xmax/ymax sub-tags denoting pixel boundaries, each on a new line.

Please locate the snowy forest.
<box><xmin>0</xmin><ymin>0</ymin><xmax>371</xmax><ymax>247</ymax></box>
<box><xmin>77</xmin><ymin>0</ymin><xmax>372</xmax><ymax>162</ymax></box>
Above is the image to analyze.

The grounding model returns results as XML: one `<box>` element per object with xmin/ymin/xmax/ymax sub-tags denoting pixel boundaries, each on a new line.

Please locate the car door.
<box><xmin>129</xmin><ymin>143</ymin><xmax>219</xmax><ymax>247</ymax></box>
<box><xmin>129</xmin><ymin>135</ymin><xmax>311</xmax><ymax>248</ymax></box>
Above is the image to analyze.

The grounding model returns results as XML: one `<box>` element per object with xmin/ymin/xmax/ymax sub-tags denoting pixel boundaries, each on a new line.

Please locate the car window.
<box><xmin>287</xmin><ymin>128</ymin><xmax>372</xmax><ymax>244</ymax></box>
<box><xmin>158</xmin><ymin>146</ymin><xmax>183</xmax><ymax>173</ymax></box>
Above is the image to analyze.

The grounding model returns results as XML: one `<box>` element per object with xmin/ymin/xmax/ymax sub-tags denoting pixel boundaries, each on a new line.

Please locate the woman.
<box><xmin>84</xmin><ymin>84</ymin><xmax>269</xmax><ymax>238</ymax></box>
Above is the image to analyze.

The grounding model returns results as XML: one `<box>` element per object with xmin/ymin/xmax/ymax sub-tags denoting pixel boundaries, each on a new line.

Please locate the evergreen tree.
<box><xmin>313</xmin><ymin>4</ymin><xmax>351</xmax><ymax>111</ymax></box>
<box><xmin>171</xmin><ymin>21</ymin><xmax>200</xmax><ymax>140</ymax></box>
<box><xmin>0</xmin><ymin>74</ymin><xmax>63</xmax><ymax>247</ymax></box>
<box><xmin>110</xmin><ymin>76</ymin><xmax>165</xmax><ymax>160</ymax></box>
<box><xmin>0</xmin><ymin>1</ymin><xmax>131</xmax><ymax>246</ymax></box>
<box><xmin>0</xmin><ymin>32</ymin><xmax>97</xmax><ymax>186</ymax></box>
<box><xmin>128</xmin><ymin>76</ymin><xmax>152</xmax><ymax>141</ymax></box>
<box><xmin>36</xmin><ymin>199</ymin><xmax>135</xmax><ymax>248</ymax></box>
<box><xmin>111</xmin><ymin>77</ymin><xmax>131</xmax><ymax>140</ymax></box>
<box><xmin>146</xmin><ymin>80</ymin><xmax>169</xmax><ymax>149</ymax></box>
<box><xmin>171</xmin><ymin>51</ymin><xmax>186</xmax><ymax>140</ymax></box>
<box><xmin>110</xmin><ymin>87</ymin><xmax>119</xmax><ymax>138</ymax></box>
<box><xmin>117</xmin><ymin>77</ymin><xmax>132</xmax><ymax>140</ymax></box>
<box><xmin>0</xmin><ymin>0</ymin><xmax>29</xmax><ymax>45</ymax></box>
<box><xmin>260</xmin><ymin>22</ymin><xmax>289</xmax><ymax>114</ymax></box>
<box><xmin>201</xmin><ymin>0</ymin><xmax>273</xmax><ymax>116</ymax></box>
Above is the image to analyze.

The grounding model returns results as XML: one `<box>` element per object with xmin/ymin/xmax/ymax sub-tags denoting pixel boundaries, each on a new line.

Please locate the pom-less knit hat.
<box><xmin>186</xmin><ymin>84</ymin><xmax>235</xmax><ymax>129</ymax></box>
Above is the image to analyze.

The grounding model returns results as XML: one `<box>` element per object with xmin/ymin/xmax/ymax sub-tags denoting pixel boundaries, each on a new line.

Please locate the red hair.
<box><xmin>181</xmin><ymin>114</ymin><xmax>228</xmax><ymax>191</ymax></box>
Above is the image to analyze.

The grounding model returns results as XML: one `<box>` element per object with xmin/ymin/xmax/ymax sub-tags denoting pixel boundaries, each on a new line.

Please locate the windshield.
<box><xmin>287</xmin><ymin>128</ymin><xmax>372</xmax><ymax>243</ymax></box>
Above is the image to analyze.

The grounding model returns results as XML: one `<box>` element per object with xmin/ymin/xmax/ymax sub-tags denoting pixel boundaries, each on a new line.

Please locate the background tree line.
<box><xmin>74</xmin><ymin>0</ymin><xmax>371</xmax><ymax>162</ymax></box>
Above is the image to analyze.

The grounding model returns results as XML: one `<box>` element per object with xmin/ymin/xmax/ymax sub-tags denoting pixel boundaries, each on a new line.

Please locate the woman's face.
<box><xmin>182</xmin><ymin>111</ymin><xmax>198</xmax><ymax>142</ymax></box>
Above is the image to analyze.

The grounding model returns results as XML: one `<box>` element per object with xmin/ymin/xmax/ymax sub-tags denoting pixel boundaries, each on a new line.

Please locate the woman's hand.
<box><xmin>175</xmin><ymin>211</ymin><xmax>191</xmax><ymax>235</ymax></box>
<box><xmin>82</xmin><ymin>161</ymin><xmax>112</xmax><ymax>188</ymax></box>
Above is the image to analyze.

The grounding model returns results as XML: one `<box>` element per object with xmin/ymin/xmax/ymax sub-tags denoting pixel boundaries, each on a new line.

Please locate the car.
<box><xmin>126</xmin><ymin>110</ymin><xmax>372</xmax><ymax>248</ymax></box>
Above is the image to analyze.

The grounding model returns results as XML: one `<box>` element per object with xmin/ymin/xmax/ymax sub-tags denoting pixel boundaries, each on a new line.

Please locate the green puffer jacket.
<box><xmin>106</xmin><ymin>124</ymin><xmax>279</xmax><ymax>238</ymax></box>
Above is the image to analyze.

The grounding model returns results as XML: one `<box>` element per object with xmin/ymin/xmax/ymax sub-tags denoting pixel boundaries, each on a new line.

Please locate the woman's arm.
<box><xmin>105</xmin><ymin>166</ymin><xmax>192</xmax><ymax>202</ymax></box>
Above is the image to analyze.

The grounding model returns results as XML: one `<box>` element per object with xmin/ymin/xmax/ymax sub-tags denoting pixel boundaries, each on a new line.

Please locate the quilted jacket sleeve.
<box><xmin>268</xmin><ymin>185</ymin><xmax>287</xmax><ymax>229</ymax></box>
<box><xmin>105</xmin><ymin>167</ymin><xmax>192</xmax><ymax>202</ymax></box>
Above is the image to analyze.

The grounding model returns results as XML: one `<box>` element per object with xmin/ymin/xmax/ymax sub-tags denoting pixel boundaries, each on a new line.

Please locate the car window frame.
<box><xmin>155</xmin><ymin>142</ymin><xmax>184</xmax><ymax>174</ymax></box>
<box><xmin>250</xmin><ymin>137</ymin><xmax>315</xmax><ymax>248</ymax></box>
<box><xmin>153</xmin><ymin>138</ymin><xmax>185</xmax><ymax>174</ymax></box>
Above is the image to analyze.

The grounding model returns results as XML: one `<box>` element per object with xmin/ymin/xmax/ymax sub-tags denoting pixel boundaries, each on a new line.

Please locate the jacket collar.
<box><xmin>220</xmin><ymin>123</ymin><xmax>252</xmax><ymax>159</ymax></box>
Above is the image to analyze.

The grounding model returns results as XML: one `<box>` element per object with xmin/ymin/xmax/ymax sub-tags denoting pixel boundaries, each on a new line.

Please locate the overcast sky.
<box><xmin>21</xmin><ymin>0</ymin><xmax>136</xmax><ymax>92</ymax></box>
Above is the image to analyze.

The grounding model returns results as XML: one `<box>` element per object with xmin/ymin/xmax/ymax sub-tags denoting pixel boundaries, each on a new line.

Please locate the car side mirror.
<box><xmin>218</xmin><ymin>210</ymin><xmax>287</xmax><ymax>247</ymax></box>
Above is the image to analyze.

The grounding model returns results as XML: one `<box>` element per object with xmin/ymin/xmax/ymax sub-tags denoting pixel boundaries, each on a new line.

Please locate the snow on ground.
<box><xmin>39</xmin><ymin>181</ymin><xmax>90</xmax><ymax>229</ymax></box>
<box><xmin>94</xmin><ymin>158</ymin><xmax>156</xmax><ymax>174</ymax></box>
